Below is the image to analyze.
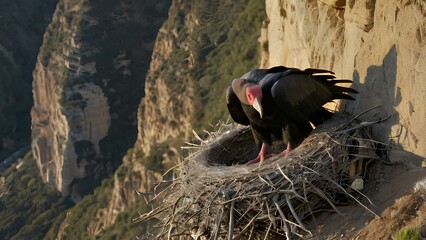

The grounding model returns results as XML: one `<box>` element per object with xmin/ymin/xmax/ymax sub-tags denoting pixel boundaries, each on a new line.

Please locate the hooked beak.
<box><xmin>252</xmin><ymin>97</ymin><xmax>263</xmax><ymax>118</ymax></box>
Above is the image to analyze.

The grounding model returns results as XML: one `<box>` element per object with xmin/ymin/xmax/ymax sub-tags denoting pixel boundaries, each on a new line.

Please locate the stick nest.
<box><xmin>137</xmin><ymin>113</ymin><xmax>385</xmax><ymax>239</ymax></box>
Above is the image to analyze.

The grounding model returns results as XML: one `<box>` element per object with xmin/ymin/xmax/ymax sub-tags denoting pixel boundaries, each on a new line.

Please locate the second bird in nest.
<box><xmin>226</xmin><ymin>66</ymin><xmax>358</xmax><ymax>165</ymax></box>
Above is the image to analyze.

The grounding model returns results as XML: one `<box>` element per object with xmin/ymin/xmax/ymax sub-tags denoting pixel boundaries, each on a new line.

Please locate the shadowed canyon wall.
<box><xmin>260</xmin><ymin>0</ymin><xmax>426</xmax><ymax>161</ymax></box>
<box><xmin>31</xmin><ymin>0</ymin><xmax>170</xmax><ymax>196</ymax></box>
<box><xmin>0</xmin><ymin>0</ymin><xmax>57</xmax><ymax>162</ymax></box>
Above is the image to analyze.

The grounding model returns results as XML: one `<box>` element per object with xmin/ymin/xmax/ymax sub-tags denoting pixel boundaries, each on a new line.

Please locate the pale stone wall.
<box><xmin>260</xmin><ymin>0</ymin><xmax>426</xmax><ymax>161</ymax></box>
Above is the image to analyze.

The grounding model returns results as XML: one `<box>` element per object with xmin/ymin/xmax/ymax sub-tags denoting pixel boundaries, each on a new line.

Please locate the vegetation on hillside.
<box><xmin>155</xmin><ymin>0</ymin><xmax>266</xmax><ymax>131</ymax></box>
<box><xmin>44</xmin><ymin>177</ymin><xmax>114</xmax><ymax>239</ymax></box>
<box><xmin>0</xmin><ymin>153</ymin><xmax>72</xmax><ymax>240</ymax></box>
<box><xmin>99</xmin><ymin>197</ymin><xmax>156</xmax><ymax>239</ymax></box>
<box><xmin>192</xmin><ymin>0</ymin><xmax>266</xmax><ymax>129</ymax></box>
<box><xmin>0</xmin><ymin>152</ymin><xmax>136</xmax><ymax>240</ymax></box>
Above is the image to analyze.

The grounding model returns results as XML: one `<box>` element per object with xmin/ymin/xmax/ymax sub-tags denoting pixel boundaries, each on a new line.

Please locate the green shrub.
<box><xmin>396</xmin><ymin>227</ymin><xmax>421</xmax><ymax>240</ymax></box>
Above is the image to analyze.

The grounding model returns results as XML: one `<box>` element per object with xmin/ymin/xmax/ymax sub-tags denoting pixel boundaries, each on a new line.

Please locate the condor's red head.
<box><xmin>231</xmin><ymin>78</ymin><xmax>263</xmax><ymax>118</ymax></box>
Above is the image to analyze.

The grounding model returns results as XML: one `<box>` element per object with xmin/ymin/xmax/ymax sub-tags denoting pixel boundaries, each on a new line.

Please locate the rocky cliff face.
<box><xmin>136</xmin><ymin>0</ymin><xmax>195</xmax><ymax>165</ymax></box>
<box><xmin>260</xmin><ymin>0</ymin><xmax>426</xmax><ymax>160</ymax></box>
<box><xmin>86</xmin><ymin>3</ymin><xmax>200</xmax><ymax>232</ymax></box>
<box><xmin>0</xmin><ymin>0</ymin><xmax>57</xmax><ymax>161</ymax></box>
<box><xmin>31</xmin><ymin>0</ymin><xmax>170</xmax><ymax>195</ymax></box>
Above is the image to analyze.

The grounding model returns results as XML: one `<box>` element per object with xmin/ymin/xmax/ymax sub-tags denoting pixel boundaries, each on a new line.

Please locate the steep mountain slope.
<box><xmin>0</xmin><ymin>0</ymin><xmax>57</xmax><ymax>162</ymax></box>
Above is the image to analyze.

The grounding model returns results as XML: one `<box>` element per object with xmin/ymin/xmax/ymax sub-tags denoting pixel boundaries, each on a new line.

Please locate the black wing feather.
<box><xmin>269</xmin><ymin>72</ymin><xmax>334</xmax><ymax>118</ymax></box>
<box><xmin>226</xmin><ymin>86</ymin><xmax>250</xmax><ymax>125</ymax></box>
<box><xmin>304</xmin><ymin>68</ymin><xmax>335</xmax><ymax>74</ymax></box>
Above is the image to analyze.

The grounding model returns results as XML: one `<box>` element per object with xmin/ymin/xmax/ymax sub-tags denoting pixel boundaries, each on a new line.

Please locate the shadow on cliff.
<box><xmin>344</xmin><ymin>44</ymin><xmax>423</xmax><ymax>164</ymax></box>
<box><xmin>0</xmin><ymin>0</ymin><xmax>58</xmax><ymax>163</ymax></box>
<box><xmin>340</xmin><ymin>44</ymin><xmax>425</xmax><ymax>211</ymax></box>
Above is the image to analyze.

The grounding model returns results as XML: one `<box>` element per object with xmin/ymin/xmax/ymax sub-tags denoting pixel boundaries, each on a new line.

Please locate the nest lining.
<box><xmin>137</xmin><ymin>113</ymin><xmax>385</xmax><ymax>239</ymax></box>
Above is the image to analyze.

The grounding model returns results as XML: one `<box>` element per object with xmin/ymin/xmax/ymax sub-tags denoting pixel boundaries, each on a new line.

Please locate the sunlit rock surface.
<box><xmin>260</xmin><ymin>0</ymin><xmax>426</xmax><ymax>160</ymax></box>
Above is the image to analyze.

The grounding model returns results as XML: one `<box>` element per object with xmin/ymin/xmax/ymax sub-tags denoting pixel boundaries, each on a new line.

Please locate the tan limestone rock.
<box><xmin>261</xmin><ymin>0</ymin><xmax>426</xmax><ymax>161</ymax></box>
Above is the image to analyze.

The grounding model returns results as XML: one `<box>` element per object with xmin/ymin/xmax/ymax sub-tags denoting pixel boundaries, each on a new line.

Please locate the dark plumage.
<box><xmin>226</xmin><ymin>66</ymin><xmax>358</xmax><ymax>164</ymax></box>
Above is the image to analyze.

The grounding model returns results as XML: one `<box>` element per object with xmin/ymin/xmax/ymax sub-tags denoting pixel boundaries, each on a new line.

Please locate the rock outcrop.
<box><xmin>31</xmin><ymin>0</ymin><xmax>170</xmax><ymax>195</ymax></box>
<box><xmin>136</xmin><ymin>0</ymin><xmax>195</xmax><ymax>165</ymax></box>
<box><xmin>0</xmin><ymin>0</ymin><xmax>57</xmax><ymax>161</ymax></box>
<box><xmin>85</xmin><ymin>2</ymin><xmax>199</xmax><ymax>233</ymax></box>
<box><xmin>260</xmin><ymin>0</ymin><xmax>426</xmax><ymax>160</ymax></box>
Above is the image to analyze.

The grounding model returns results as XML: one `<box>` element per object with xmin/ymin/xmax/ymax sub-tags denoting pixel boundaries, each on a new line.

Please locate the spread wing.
<box><xmin>226</xmin><ymin>86</ymin><xmax>250</xmax><ymax>125</ymax></box>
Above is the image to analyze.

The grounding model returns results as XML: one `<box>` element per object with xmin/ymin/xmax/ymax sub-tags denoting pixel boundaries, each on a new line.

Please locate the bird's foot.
<box><xmin>279</xmin><ymin>143</ymin><xmax>292</xmax><ymax>157</ymax></box>
<box><xmin>280</xmin><ymin>148</ymin><xmax>290</xmax><ymax>157</ymax></box>
<box><xmin>246</xmin><ymin>154</ymin><xmax>273</xmax><ymax>165</ymax></box>
<box><xmin>246</xmin><ymin>156</ymin><xmax>261</xmax><ymax>164</ymax></box>
<box><xmin>246</xmin><ymin>143</ymin><xmax>271</xmax><ymax>165</ymax></box>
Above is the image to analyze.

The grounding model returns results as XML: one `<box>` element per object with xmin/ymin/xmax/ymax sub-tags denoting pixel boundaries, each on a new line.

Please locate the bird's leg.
<box><xmin>246</xmin><ymin>143</ymin><xmax>272</xmax><ymax>165</ymax></box>
<box><xmin>280</xmin><ymin>142</ymin><xmax>292</xmax><ymax>157</ymax></box>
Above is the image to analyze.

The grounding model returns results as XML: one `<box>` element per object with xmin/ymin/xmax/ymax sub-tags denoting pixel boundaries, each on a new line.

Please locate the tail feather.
<box><xmin>279</xmin><ymin>66</ymin><xmax>359</xmax><ymax>101</ymax></box>
<box><xmin>314</xmin><ymin>75</ymin><xmax>358</xmax><ymax>100</ymax></box>
<box><xmin>317</xmin><ymin>78</ymin><xmax>354</xmax><ymax>86</ymax></box>
<box><xmin>331</xmin><ymin>85</ymin><xmax>359</xmax><ymax>94</ymax></box>
<box><xmin>329</xmin><ymin>79</ymin><xmax>353</xmax><ymax>84</ymax></box>
<box><xmin>304</xmin><ymin>68</ymin><xmax>335</xmax><ymax>74</ymax></box>
<box><xmin>314</xmin><ymin>75</ymin><xmax>336</xmax><ymax>81</ymax></box>
<box><xmin>332</xmin><ymin>93</ymin><xmax>356</xmax><ymax>100</ymax></box>
<box><xmin>328</xmin><ymin>83</ymin><xmax>358</xmax><ymax>100</ymax></box>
